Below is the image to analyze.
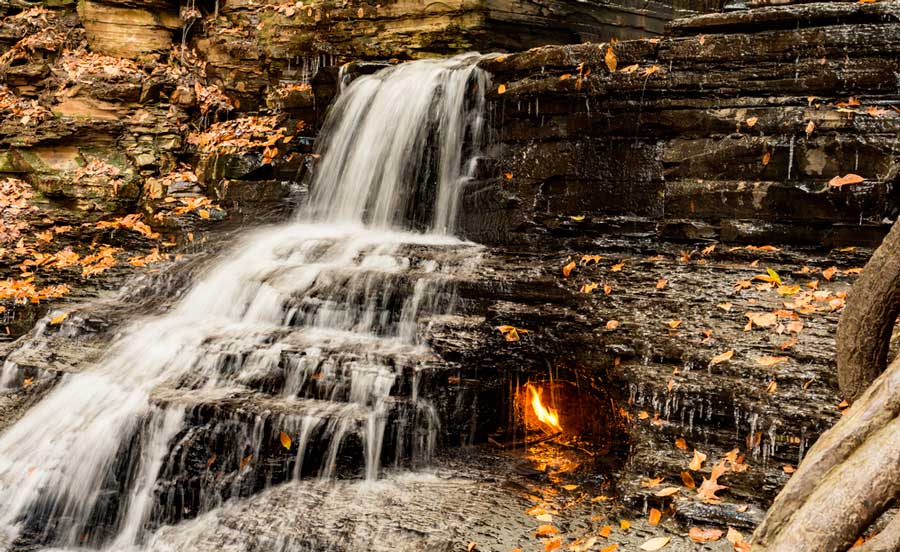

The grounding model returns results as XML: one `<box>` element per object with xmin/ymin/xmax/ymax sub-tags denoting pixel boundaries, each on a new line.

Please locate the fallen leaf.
<box><xmin>604</xmin><ymin>284</ymin><xmax>612</xmax><ymax>295</ymax></box>
<box><xmin>356</xmin><ymin>7</ymin><xmax>364</xmax><ymax>16</ymax></box>
<box><xmin>605</xmin><ymin>47</ymin><xmax>617</xmax><ymax>72</ymax></box>
<box><xmin>640</xmin><ymin>537</ymin><xmax>671</xmax><ymax>551</ymax></box>
<box><xmin>600</xmin><ymin>545</ymin><xmax>618</xmax><ymax>552</ymax></box>
<box><xmin>581</xmin><ymin>255</ymin><xmax>602</xmax><ymax>265</ymax></box>
<box><xmin>755</xmin><ymin>356</ymin><xmax>789</xmax><ymax>367</ymax></box>
<box><xmin>544</xmin><ymin>538</ymin><xmax>562</xmax><ymax>551</ymax></box>
<box><xmin>535</xmin><ymin>525</ymin><xmax>559</xmax><ymax>537</ymax></box>
<box><xmin>599</xmin><ymin>525</ymin><xmax>612</xmax><ymax>538</ymax></box>
<box><xmin>681</xmin><ymin>470</ymin><xmax>696</xmax><ymax>489</ymax></box>
<box><xmin>561</xmin><ymin>484</ymin><xmax>579</xmax><ymax>491</ymax></box>
<box><xmin>649</xmin><ymin>508</ymin><xmax>662</xmax><ymax>526</ymax></box>
<box><xmin>806</xmin><ymin>121</ymin><xmax>815</xmax><ymax>136</ymax></box>
<box><xmin>562</xmin><ymin>261</ymin><xmax>576</xmax><ymax>277</ymax></box>
<box><xmin>620</xmin><ymin>64</ymin><xmax>639</xmax><ymax>73</ymax></box>
<box><xmin>240</xmin><ymin>454</ymin><xmax>253</xmax><ymax>470</ymax></box>
<box><xmin>642</xmin><ymin>476</ymin><xmax>664</xmax><ymax>488</ymax></box>
<box><xmin>610</xmin><ymin>261</ymin><xmax>625</xmax><ymax>272</ymax></box>
<box><xmin>783</xmin><ymin>464</ymin><xmax>795</xmax><ymax>473</ymax></box>
<box><xmin>745</xmin><ymin>312</ymin><xmax>777</xmax><ymax>328</ymax></box>
<box><xmin>766</xmin><ymin>380</ymin><xmax>778</xmax><ymax>394</ymax></box>
<box><xmin>697</xmin><ymin>461</ymin><xmax>728</xmax><ymax>502</ymax></box>
<box><xmin>709</xmin><ymin>350</ymin><xmax>734</xmax><ymax>367</ymax></box>
<box><xmin>22</xmin><ymin>377</ymin><xmax>33</xmax><ymax>387</ymax></box>
<box><xmin>569</xmin><ymin>215</ymin><xmax>585</xmax><ymax>221</ymax></box>
<box><xmin>467</xmin><ymin>542</ymin><xmax>476</xmax><ymax>552</ymax></box>
<box><xmin>745</xmin><ymin>117</ymin><xmax>758</xmax><ymax>128</ymax></box>
<box><xmin>49</xmin><ymin>312</ymin><xmax>68</xmax><ymax>325</ymax></box>
<box><xmin>580</xmin><ymin>282</ymin><xmax>599</xmax><ymax>294</ymax></box>
<box><xmin>689</xmin><ymin>449</ymin><xmax>707</xmax><ymax>471</ymax></box>
<box><xmin>606</xmin><ymin>320</ymin><xmax>620</xmax><ymax>330</ymax></box>
<box><xmin>498</xmin><ymin>84</ymin><xmax>507</xmax><ymax>94</ymax></box>
<box><xmin>655</xmin><ymin>487</ymin><xmax>680</xmax><ymax>497</ymax></box>
<box><xmin>823</xmin><ymin>266</ymin><xmax>838</xmax><ymax>280</ymax></box>
<box><xmin>675</xmin><ymin>437</ymin><xmax>688</xmax><ymax>450</ymax></box>
<box><xmin>640</xmin><ymin>65</ymin><xmax>660</xmax><ymax>77</ymax></box>
<box><xmin>279</xmin><ymin>431</ymin><xmax>292</xmax><ymax>450</ymax></box>
<box><xmin>726</xmin><ymin>527</ymin><xmax>751</xmax><ymax>552</ymax></box>
<box><xmin>717</xmin><ymin>302</ymin><xmax>733</xmax><ymax>311</ymax></box>
<box><xmin>667</xmin><ymin>320</ymin><xmax>682</xmax><ymax>329</ymax></box>
<box><xmin>762</xmin><ymin>151</ymin><xmax>771</xmax><ymax>165</ymax></box>
<box><xmin>496</xmin><ymin>325</ymin><xmax>529</xmax><ymax>342</ymax></box>
<box><xmin>656</xmin><ymin>278</ymin><xmax>668</xmax><ymax>289</ymax></box>
<box><xmin>829</xmin><ymin>174</ymin><xmax>865</xmax><ymax>187</ymax></box>
<box><xmin>619</xmin><ymin>520</ymin><xmax>630</xmax><ymax>530</ymax></box>
<box><xmin>688</xmin><ymin>527</ymin><xmax>723</xmax><ymax>543</ymax></box>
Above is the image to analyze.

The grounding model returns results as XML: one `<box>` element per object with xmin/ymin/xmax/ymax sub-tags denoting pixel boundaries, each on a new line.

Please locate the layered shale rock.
<box><xmin>469</xmin><ymin>0</ymin><xmax>900</xmax><ymax>248</ymax></box>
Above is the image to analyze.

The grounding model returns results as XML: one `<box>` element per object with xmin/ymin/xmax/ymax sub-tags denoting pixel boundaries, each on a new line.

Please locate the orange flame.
<box><xmin>527</xmin><ymin>383</ymin><xmax>562</xmax><ymax>431</ymax></box>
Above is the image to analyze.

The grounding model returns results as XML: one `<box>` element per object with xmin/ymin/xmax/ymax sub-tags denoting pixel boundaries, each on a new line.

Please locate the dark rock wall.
<box><xmin>464</xmin><ymin>1</ymin><xmax>900</xmax><ymax>248</ymax></box>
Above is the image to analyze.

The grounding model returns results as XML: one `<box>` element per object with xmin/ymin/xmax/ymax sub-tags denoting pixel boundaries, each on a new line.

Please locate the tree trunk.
<box><xmin>837</xmin><ymin>219</ymin><xmax>900</xmax><ymax>400</ymax></box>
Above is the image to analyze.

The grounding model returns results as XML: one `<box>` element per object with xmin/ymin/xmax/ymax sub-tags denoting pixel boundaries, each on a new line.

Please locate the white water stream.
<box><xmin>0</xmin><ymin>54</ymin><xmax>488</xmax><ymax>550</ymax></box>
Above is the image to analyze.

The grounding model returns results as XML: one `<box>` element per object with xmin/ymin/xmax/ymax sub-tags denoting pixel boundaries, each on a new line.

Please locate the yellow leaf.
<box><xmin>49</xmin><ymin>312</ymin><xmax>68</xmax><ymax>325</ymax></box>
<box><xmin>619</xmin><ymin>519</ymin><xmax>630</xmax><ymax>530</ymax></box>
<box><xmin>667</xmin><ymin>320</ymin><xmax>682</xmax><ymax>329</ymax></box>
<box><xmin>829</xmin><ymin>174</ymin><xmax>865</xmax><ymax>187</ymax></box>
<box><xmin>640</xmin><ymin>537</ymin><xmax>671</xmax><ymax>551</ymax></box>
<box><xmin>745</xmin><ymin>117</ymin><xmax>758</xmax><ymax>128</ymax></box>
<box><xmin>709</xmin><ymin>350</ymin><xmax>734</xmax><ymax>367</ymax></box>
<box><xmin>581</xmin><ymin>255</ymin><xmax>602</xmax><ymax>265</ymax></box>
<box><xmin>22</xmin><ymin>377</ymin><xmax>33</xmax><ymax>387</ymax></box>
<box><xmin>198</xmin><ymin>209</ymin><xmax>210</xmax><ymax>219</ymax></box>
<box><xmin>569</xmin><ymin>215</ymin><xmax>585</xmax><ymax>221</ymax></box>
<box><xmin>279</xmin><ymin>431</ymin><xmax>292</xmax><ymax>450</ymax></box>
<box><xmin>605</xmin><ymin>47</ymin><xmax>617</xmax><ymax>72</ymax></box>
<box><xmin>766</xmin><ymin>267</ymin><xmax>782</xmax><ymax>285</ymax></box>
<box><xmin>497</xmin><ymin>84</ymin><xmax>507</xmax><ymax>94</ymax></box>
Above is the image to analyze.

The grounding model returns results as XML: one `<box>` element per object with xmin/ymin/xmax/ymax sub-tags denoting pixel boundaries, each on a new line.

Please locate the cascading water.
<box><xmin>0</xmin><ymin>53</ymin><xmax>488</xmax><ymax>550</ymax></box>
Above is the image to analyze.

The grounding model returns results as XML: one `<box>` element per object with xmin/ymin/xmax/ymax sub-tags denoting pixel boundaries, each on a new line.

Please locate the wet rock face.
<box><xmin>465</xmin><ymin>0</ymin><xmax>900</xmax><ymax>248</ymax></box>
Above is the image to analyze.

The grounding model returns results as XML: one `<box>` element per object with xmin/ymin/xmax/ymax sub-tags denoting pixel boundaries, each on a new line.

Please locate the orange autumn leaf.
<box><xmin>667</xmin><ymin>320</ymin><xmax>682</xmax><ymax>329</ymax></box>
<box><xmin>649</xmin><ymin>508</ymin><xmax>662</xmax><ymax>526</ymax></box>
<box><xmin>656</xmin><ymin>278</ymin><xmax>668</xmax><ymax>289</ymax></box>
<box><xmin>697</xmin><ymin>461</ymin><xmax>728</xmax><ymax>502</ymax></box>
<box><xmin>562</xmin><ymin>261</ymin><xmax>576</xmax><ymax>277</ymax></box>
<box><xmin>709</xmin><ymin>350</ymin><xmax>734</xmax><ymax>367</ymax></box>
<box><xmin>498</xmin><ymin>84</ymin><xmax>507</xmax><ymax>94</ymax></box>
<box><xmin>675</xmin><ymin>437</ymin><xmax>688</xmax><ymax>450</ymax></box>
<box><xmin>239</xmin><ymin>454</ymin><xmax>253</xmax><ymax>470</ymax></box>
<box><xmin>828</xmin><ymin>174</ymin><xmax>865</xmax><ymax>187</ymax></box>
<box><xmin>762</xmin><ymin>151</ymin><xmax>771</xmax><ymax>165</ymax></box>
<box><xmin>610</xmin><ymin>261</ymin><xmax>625</xmax><ymax>272</ymax></box>
<box><xmin>605</xmin><ymin>47</ymin><xmax>617</xmax><ymax>72</ymax></box>
<box><xmin>619</xmin><ymin>520</ymin><xmax>630</xmax><ymax>530</ymax></box>
<box><xmin>600</xmin><ymin>545</ymin><xmax>618</xmax><ymax>552</ymax></box>
<box><xmin>823</xmin><ymin>266</ymin><xmax>838</xmax><ymax>280</ymax></box>
<box><xmin>535</xmin><ymin>524</ymin><xmax>559</xmax><ymax>537</ymax></box>
<box><xmin>806</xmin><ymin>121</ymin><xmax>815</xmax><ymax>136</ymax></box>
<box><xmin>689</xmin><ymin>449</ymin><xmax>707</xmax><ymax>471</ymax></box>
<box><xmin>688</xmin><ymin>527</ymin><xmax>723</xmax><ymax>543</ymax></box>
<box><xmin>599</xmin><ymin>525</ymin><xmax>612</xmax><ymax>538</ymax></box>
<box><xmin>279</xmin><ymin>431</ymin><xmax>292</xmax><ymax>450</ymax></box>
<box><xmin>681</xmin><ymin>470</ymin><xmax>696</xmax><ymax>488</ymax></box>
<box><xmin>606</xmin><ymin>320</ymin><xmax>619</xmax><ymax>330</ymax></box>
<box><xmin>544</xmin><ymin>537</ymin><xmax>562</xmax><ymax>551</ymax></box>
<box><xmin>642</xmin><ymin>476</ymin><xmax>664</xmax><ymax>488</ymax></box>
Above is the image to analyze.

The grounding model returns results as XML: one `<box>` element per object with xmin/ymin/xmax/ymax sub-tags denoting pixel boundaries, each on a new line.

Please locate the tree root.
<box><xmin>837</xmin><ymin>220</ymin><xmax>900</xmax><ymax>400</ymax></box>
<box><xmin>753</xmin><ymin>219</ymin><xmax>900</xmax><ymax>551</ymax></box>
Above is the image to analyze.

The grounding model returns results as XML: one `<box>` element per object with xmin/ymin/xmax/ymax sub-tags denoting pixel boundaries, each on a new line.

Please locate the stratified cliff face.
<box><xmin>465</xmin><ymin>1</ymin><xmax>900</xmax><ymax>248</ymax></box>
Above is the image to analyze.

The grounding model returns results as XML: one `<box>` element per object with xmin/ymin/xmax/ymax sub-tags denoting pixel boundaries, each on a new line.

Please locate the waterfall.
<box><xmin>0</xmin><ymin>54</ymin><xmax>488</xmax><ymax>550</ymax></box>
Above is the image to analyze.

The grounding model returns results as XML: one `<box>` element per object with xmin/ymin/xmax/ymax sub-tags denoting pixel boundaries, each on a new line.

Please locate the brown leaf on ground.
<box><xmin>689</xmin><ymin>449</ymin><xmax>707</xmax><ymax>471</ymax></box>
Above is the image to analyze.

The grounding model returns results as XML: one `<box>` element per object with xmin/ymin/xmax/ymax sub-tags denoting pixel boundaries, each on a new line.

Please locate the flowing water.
<box><xmin>0</xmin><ymin>53</ymin><xmax>489</xmax><ymax>550</ymax></box>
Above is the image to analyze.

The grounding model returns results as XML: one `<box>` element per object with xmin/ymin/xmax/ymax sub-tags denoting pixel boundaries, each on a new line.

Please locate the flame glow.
<box><xmin>527</xmin><ymin>383</ymin><xmax>562</xmax><ymax>431</ymax></box>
